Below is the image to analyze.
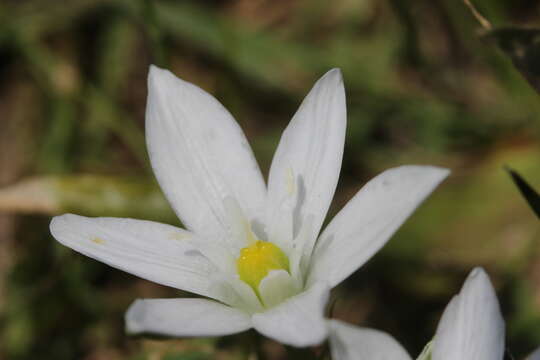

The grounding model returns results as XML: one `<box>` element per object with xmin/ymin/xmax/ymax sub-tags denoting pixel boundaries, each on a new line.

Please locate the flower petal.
<box><xmin>50</xmin><ymin>214</ymin><xmax>227</xmax><ymax>301</ymax></box>
<box><xmin>146</xmin><ymin>66</ymin><xmax>266</xmax><ymax>242</ymax></box>
<box><xmin>308</xmin><ymin>165</ymin><xmax>449</xmax><ymax>287</ymax></box>
<box><xmin>126</xmin><ymin>298</ymin><xmax>251</xmax><ymax>337</ymax></box>
<box><xmin>252</xmin><ymin>282</ymin><xmax>330</xmax><ymax>347</ymax></box>
<box><xmin>328</xmin><ymin>320</ymin><xmax>412</xmax><ymax>360</ymax></box>
<box><xmin>258</xmin><ymin>270</ymin><xmax>299</xmax><ymax>308</ymax></box>
<box><xmin>289</xmin><ymin>214</ymin><xmax>314</xmax><ymax>284</ymax></box>
<box><xmin>527</xmin><ymin>347</ymin><xmax>540</xmax><ymax>360</ymax></box>
<box><xmin>266</xmin><ymin>69</ymin><xmax>346</xmax><ymax>248</ymax></box>
<box><xmin>213</xmin><ymin>276</ymin><xmax>264</xmax><ymax>314</ymax></box>
<box><xmin>432</xmin><ymin>267</ymin><xmax>505</xmax><ymax>360</ymax></box>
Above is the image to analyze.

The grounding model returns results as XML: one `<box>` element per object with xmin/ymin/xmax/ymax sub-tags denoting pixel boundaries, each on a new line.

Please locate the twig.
<box><xmin>463</xmin><ymin>0</ymin><xmax>492</xmax><ymax>30</ymax></box>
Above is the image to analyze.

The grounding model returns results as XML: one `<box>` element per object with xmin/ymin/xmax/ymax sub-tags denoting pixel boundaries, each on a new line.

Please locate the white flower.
<box><xmin>50</xmin><ymin>66</ymin><xmax>449</xmax><ymax>347</ymax></box>
<box><xmin>328</xmin><ymin>267</ymin><xmax>505</xmax><ymax>359</ymax></box>
<box><xmin>527</xmin><ymin>347</ymin><xmax>540</xmax><ymax>360</ymax></box>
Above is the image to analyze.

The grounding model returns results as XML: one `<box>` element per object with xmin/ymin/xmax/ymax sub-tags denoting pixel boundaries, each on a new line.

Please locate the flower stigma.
<box><xmin>236</xmin><ymin>241</ymin><xmax>290</xmax><ymax>291</ymax></box>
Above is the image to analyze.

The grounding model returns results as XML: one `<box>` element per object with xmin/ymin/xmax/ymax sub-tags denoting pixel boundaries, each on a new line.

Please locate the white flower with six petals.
<box><xmin>50</xmin><ymin>66</ymin><xmax>449</xmax><ymax>346</ymax></box>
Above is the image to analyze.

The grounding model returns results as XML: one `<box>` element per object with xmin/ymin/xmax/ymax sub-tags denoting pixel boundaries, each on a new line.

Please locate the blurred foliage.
<box><xmin>0</xmin><ymin>0</ymin><xmax>539</xmax><ymax>359</ymax></box>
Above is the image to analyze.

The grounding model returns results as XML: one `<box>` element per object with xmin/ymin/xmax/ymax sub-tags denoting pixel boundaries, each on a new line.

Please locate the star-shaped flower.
<box><xmin>328</xmin><ymin>267</ymin><xmax>506</xmax><ymax>359</ymax></box>
<box><xmin>50</xmin><ymin>66</ymin><xmax>449</xmax><ymax>346</ymax></box>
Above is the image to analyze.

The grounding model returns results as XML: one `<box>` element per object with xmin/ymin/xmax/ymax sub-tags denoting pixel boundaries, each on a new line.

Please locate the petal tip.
<box><xmin>320</xmin><ymin>68</ymin><xmax>344</xmax><ymax>87</ymax></box>
<box><xmin>434</xmin><ymin>166</ymin><xmax>451</xmax><ymax>179</ymax></box>
<box><xmin>125</xmin><ymin>299</ymin><xmax>145</xmax><ymax>334</ymax></box>
<box><xmin>49</xmin><ymin>214</ymin><xmax>61</xmax><ymax>228</ymax></box>
<box><xmin>327</xmin><ymin>67</ymin><xmax>342</xmax><ymax>76</ymax></box>
<box><xmin>469</xmin><ymin>266</ymin><xmax>487</xmax><ymax>279</ymax></box>
<box><xmin>427</xmin><ymin>166</ymin><xmax>451</xmax><ymax>185</ymax></box>
<box><xmin>147</xmin><ymin>64</ymin><xmax>172</xmax><ymax>88</ymax></box>
<box><xmin>148</xmin><ymin>64</ymin><xmax>167</xmax><ymax>77</ymax></box>
<box><xmin>464</xmin><ymin>266</ymin><xmax>492</xmax><ymax>292</ymax></box>
<box><xmin>399</xmin><ymin>165</ymin><xmax>451</xmax><ymax>184</ymax></box>
<box><xmin>49</xmin><ymin>213</ymin><xmax>76</xmax><ymax>239</ymax></box>
<box><xmin>147</xmin><ymin>65</ymin><xmax>190</xmax><ymax>95</ymax></box>
<box><xmin>49</xmin><ymin>217</ymin><xmax>60</xmax><ymax>239</ymax></box>
<box><xmin>433</xmin><ymin>266</ymin><xmax>504</xmax><ymax>360</ymax></box>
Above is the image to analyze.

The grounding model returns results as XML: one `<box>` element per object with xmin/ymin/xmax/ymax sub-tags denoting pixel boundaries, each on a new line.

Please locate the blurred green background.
<box><xmin>0</xmin><ymin>0</ymin><xmax>539</xmax><ymax>359</ymax></box>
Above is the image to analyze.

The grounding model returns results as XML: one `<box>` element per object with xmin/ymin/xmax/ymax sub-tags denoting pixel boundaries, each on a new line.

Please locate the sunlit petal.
<box><xmin>328</xmin><ymin>320</ymin><xmax>412</xmax><ymax>360</ymax></box>
<box><xmin>146</xmin><ymin>66</ymin><xmax>266</xmax><ymax>243</ymax></box>
<box><xmin>432</xmin><ymin>267</ymin><xmax>505</xmax><ymax>360</ymax></box>
<box><xmin>126</xmin><ymin>298</ymin><xmax>251</xmax><ymax>337</ymax></box>
<box><xmin>308</xmin><ymin>165</ymin><xmax>449</xmax><ymax>287</ymax></box>
<box><xmin>266</xmin><ymin>69</ymin><xmax>346</xmax><ymax>251</ymax></box>
<box><xmin>50</xmin><ymin>214</ymin><xmax>230</xmax><ymax>301</ymax></box>
<box><xmin>526</xmin><ymin>347</ymin><xmax>540</xmax><ymax>360</ymax></box>
<box><xmin>252</xmin><ymin>282</ymin><xmax>330</xmax><ymax>346</ymax></box>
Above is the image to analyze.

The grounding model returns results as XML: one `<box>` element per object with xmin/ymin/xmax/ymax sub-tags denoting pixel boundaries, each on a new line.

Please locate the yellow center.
<box><xmin>236</xmin><ymin>241</ymin><xmax>289</xmax><ymax>291</ymax></box>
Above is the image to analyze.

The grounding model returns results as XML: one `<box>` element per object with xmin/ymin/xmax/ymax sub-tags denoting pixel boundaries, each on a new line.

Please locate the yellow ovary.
<box><xmin>236</xmin><ymin>241</ymin><xmax>289</xmax><ymax>291</ymax></box>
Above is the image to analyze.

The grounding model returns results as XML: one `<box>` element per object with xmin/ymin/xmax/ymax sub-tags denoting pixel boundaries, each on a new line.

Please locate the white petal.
<box><xmin>223</xmin><ymin>276</ymin><xmax>264</xmax><ymax>314</ymax></box>
<box><xmin>308</xmin><ymin>165</ymin><xmax>449</xmax><ymax>287</ymax></box>
<box><xmin>266</xmin><ymin>69</ymin><xmax>346</xmax><ymax>249</ymax></box>
<box><xmin>187</xmin><ymin>234</ymin><xmax>236</xmax><ymax>275</ymax></box>
<box><xmin>432</xmin><ymin>268</ymin><xmax>505</xmax><ymax>360</ymax></box>
<box><xmin>258</xmin><ymin>270</ymin><xmax>299</xmax><ymax>308</ymax></box>
<box><xmin>222</xmin><ymin>196</ymin><xmax>255</xmax><ymax>252</ymax></box>
<box><xmin>289</xmin><ymin>214</ymin><xmax>314</xmax><ymax>284</ymax></box>
<box><xmin>267</xmin><ymin>182</ymin><xmax>295</xmax><ymax>254</ymax></box>
<box><xmin>50</xmin><ymin>214</ymin><xmax>227</xmax><ymax>301</ymax></box>
<box><xmin>126</xmin><ymin>298</ymin><xmax>251</xmax><ymax>337</ymax></box>
<box><xmin>252</xmin><ymin>282</ymin><xmax>330</xmax><ymax>347</ymax></box>
<box><xmin>146</xmin><ymin>66</ymin><xmax>266</xmax><ymax>242</ymax></box>
<box><xmin>328</xmin><ymin>320</ymin><xmax>412</xmax><ymax>360</ymax></box>
<box><xmin>527</xmin><ymin>347</ymin><xmax>540</xmax><ymax>360</ymax></box>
